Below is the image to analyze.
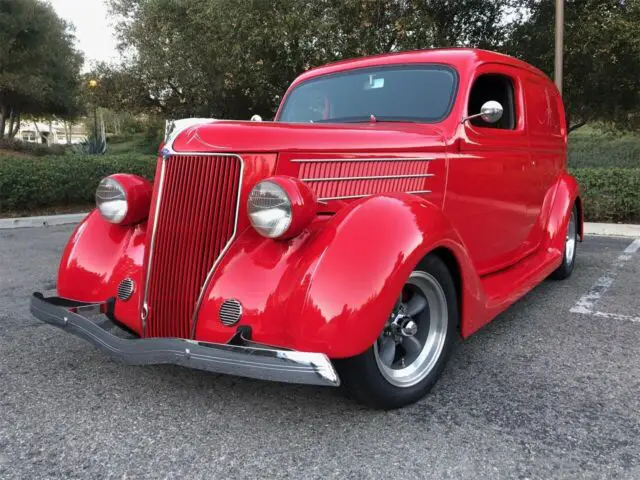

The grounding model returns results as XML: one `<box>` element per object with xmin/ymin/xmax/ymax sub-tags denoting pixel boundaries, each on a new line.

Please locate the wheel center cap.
<box><xmin>388</xmin><ymin>305</ymin><xmax>419</xmax><ymax>338</ymax></box>
<box><xmin>399</xmin><ymin>318</ymin><xmax>418</xmax><ymax>337</ymax></box>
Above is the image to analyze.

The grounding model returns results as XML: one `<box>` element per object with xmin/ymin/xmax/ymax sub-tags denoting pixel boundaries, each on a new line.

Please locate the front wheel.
<box><xmin>335</xmin><ymin>255</ymin><xmax>458</xmax><ymax>409</ymax></box>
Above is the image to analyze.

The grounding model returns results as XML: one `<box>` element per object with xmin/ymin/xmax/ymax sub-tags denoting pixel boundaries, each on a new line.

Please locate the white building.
<box><xmin>7</xmin><ymin>119</ymin><xmax>87</xmax><ymax>145</ymax></box>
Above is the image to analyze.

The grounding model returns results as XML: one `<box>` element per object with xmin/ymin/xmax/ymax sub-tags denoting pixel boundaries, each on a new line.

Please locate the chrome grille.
<box><xmin>143</xmin><ymin>154</ymin><xmax>242</xmax><ymax>338</ymax></box>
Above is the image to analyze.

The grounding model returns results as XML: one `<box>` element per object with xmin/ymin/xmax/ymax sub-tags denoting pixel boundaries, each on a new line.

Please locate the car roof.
<box><xmin>290</xmin><ymin>48</ymin><xmax>550</xmax><ymax>87</ymax></box>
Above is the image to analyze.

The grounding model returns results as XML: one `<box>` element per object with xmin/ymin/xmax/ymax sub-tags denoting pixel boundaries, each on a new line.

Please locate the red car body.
<box><xmin>31</xmin><ymin>48</ymin><xmax>582</xmax><ymax>404</ymax></box>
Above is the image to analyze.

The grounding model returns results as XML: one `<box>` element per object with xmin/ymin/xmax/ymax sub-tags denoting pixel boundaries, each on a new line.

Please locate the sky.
<box><xmin>48</xmin><ymin>0</ymin><xmax>120</xmax><ymax>69</ymax></box>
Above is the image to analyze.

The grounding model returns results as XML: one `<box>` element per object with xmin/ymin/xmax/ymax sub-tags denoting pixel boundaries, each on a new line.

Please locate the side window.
<box><xmin>468</xmin><ymin>74</ymin><xmax>517</xmax><ymax>130</ymax></box>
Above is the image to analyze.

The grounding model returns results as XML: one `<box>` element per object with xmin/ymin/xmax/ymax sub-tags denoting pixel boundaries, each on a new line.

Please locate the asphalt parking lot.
<box><xmin>1</xmin><ymin>226</ymin><xmax>639</xmax><ymax>479</ymax></box>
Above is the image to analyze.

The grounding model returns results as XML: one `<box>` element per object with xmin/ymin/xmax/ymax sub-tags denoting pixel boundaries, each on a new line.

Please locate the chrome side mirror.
<box><xmin>250</xmin><ymin>114</ymin><xmax>263</xmax><ymax>122</ymax></box>
<box><xmin>461</xmin><ymin>101</ymin><xmax>504</xmax><ymax>125</ymax></box>
<box><xmin>480</xmin><ymin>101</ymin><xmax>504</xmax><ymax>123</ymax></box>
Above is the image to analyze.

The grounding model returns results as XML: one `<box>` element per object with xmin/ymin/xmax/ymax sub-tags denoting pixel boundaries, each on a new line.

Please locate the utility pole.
<box><xmin>554</xmin><ymin>0</ymin><xmax>565</xmax><ymax>95</ymax></box>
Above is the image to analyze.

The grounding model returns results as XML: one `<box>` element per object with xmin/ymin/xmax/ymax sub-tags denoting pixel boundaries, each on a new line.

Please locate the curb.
<box><xmin>0</xmin><ymin>213</ymin><xmax>639</xmax><ymax>238</ymax></box>
<box><xmin>0</xmin><ymin>213</ymin><xmax>88</xmax><ymax>229</ymax></box>
<box><xmin>584</xmin><ymin>222</ymin><xmax>640</xmax><ymax>238</ymax></box>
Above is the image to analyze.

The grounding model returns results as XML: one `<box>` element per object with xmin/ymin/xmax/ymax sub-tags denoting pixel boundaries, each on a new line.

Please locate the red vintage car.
<box><xmin>30</xmin><ymin>48</ymin><xmax>582</xmax><ymax>409</ymax></box>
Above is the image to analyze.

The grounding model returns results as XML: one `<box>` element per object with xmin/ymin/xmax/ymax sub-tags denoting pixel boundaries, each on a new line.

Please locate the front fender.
<box><xmin>195</xmin><ymin>194</ymin><xmax>478</xmax><ymax>358</ymax></box>
<box><xmin>57</xmin><ymin>210</ymin><xmax>146</xmax><ymax>334</ymax></box>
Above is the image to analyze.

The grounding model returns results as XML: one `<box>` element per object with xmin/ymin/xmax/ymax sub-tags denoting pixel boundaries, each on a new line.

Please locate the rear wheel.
<box><xmin>336</xmin><ymin>255</ymin><xmax>458</xmax><ymax>409</ymax></box>
<box><xmin>550</xmin><ymin>205</ymin><xmax>578</xmax><ymax>280</ymax></box>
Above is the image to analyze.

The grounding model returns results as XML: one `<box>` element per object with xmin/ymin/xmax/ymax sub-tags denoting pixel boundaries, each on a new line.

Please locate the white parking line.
<box><xmin>624</xmin><ymin>239</ymin><xmax>640</xmax><ymax>254</ymax></box>
<box><xmin>592</xmin><ymin>311</ymin><xmax>640</xmax><ymax>324</ymax></box>
<box><xmin>570</xmin><ymin>239</ymin><xmax>640</xmax><ymax>322</ymax></box>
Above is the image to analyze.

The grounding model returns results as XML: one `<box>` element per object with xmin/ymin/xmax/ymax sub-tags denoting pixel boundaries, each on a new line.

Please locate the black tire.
<box><xmin>550</xmin><ymin>204</ymin><xmax>578</xmax><ymax>280</ymax></box>
<box><xmin>335</xmin><ymin>254</ymin><xmax>459</xmax><ymax>409</ymax></box>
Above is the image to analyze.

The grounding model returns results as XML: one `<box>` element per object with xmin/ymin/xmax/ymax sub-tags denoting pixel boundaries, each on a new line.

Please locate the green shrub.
<box><xmin>1</xmin><ymin>153</ymin><xmax>638</xmax><ymax>224</ymax></box>
<box><xmin>0</xmin><ymin>154</ymin><xmax>156</xmax><ymax>213</ymax></box>
<box><xmin>0</xmin><ymin>138</ymin><xmax>69</xmax><ymax>157</ymax></box>
<box><xmin>571</xmin><ymin>168</ymin><xmax>640</xmax><ymax>223</ymax></box>
<box><xmin>568</xmin><ymin>132</ymin><xmax>640</xmax><ymax>168</ymax></box>
<box><xmin>73</xmin><ymin>133</ymin><xmax>107</xmax><ymax>155</ymax></box>
<box><xmin>142</xmin><ymin>122</ymin><xmax>165</xmax><ymax>154</ymax></box>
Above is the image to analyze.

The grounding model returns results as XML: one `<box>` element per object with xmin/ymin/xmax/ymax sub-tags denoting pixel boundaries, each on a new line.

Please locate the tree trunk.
<box><xmin>33</xmin><ymin>121</ymin><xmax>41</xmax><ymax>142</ymax></box>
<box><xmin>0</xmin><ymin>104</ymin><xmax>7</xmax><ymax>140</ymax></box>
<box><xmin>10</xmin><ymin>113</ymin><xmax>21</xmax><ymax>138</ymax></box>
<box><xmin>48</xmin><ymin>119</ymin><xmax>53</xmax><ymax>145</ymax></box>
<box><xmin>7</xmin><ymin>110</ymin><xmax>15</xmax><ymax>137</ymax></box>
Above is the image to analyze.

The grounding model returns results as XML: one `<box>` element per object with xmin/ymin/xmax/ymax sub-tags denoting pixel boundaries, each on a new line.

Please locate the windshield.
<box><xmin>277</xmin><ymin>64</ymin><xmax>458</xmax><ymax>124</ymax></box>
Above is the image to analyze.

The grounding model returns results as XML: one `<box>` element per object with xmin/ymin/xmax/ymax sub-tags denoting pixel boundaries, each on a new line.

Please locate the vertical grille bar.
<box><xmin>144</xmin><ymin>154</ymin><xmax>242</xmax><ymax>338</ymax></box>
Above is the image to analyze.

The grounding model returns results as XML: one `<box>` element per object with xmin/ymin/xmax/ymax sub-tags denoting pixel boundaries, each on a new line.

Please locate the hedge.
<box><xmin>0</xmin><ymin>154</ymin><xmax>155</xmax><ymax>213</ymax></box>
<box><xmin>0</xmin><ymin>154</ymin><xmax>638</xmax><ymax>223</ymax></box>
<box><xmin>568</xmin><ymin>133</ymin><xmax>640</xmax><ymax>169</ymax></box>
<box><xmin>571</xmin><ymin>168</ymin><xmax>640</xmax><ymax>223</ymax></box>
<box><xmin>0</xmin><ymin>138</ymin><xmax>70</xmax><ymax>157</ymax></box>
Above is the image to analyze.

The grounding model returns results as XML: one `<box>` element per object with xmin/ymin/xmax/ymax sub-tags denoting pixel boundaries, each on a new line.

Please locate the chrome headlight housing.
<box><xmin>247</xmin><ymin>180</ymin><xmax>292</xmax><ymax>238</ymax></box>
<box><xmin>96</xmin><ymin>176</ymin><xmax>128</xmax><ymax>224</ymax></box>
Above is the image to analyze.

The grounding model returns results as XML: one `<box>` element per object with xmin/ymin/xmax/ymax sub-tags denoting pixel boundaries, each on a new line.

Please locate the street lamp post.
<box><xmin>88</xmin><ymin>79</ymin><xmax>99</xmax><ymax>141</ymax></box>
<box><xmin>554</xmin><ymin>0</ymin><xmax>565</xmax><ymax>95</ymax></box>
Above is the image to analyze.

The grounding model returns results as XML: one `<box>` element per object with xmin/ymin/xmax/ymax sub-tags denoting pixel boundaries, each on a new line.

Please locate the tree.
<box><xmin>82</xmin><ymin>63</ymin><xmax>166</xmax><ymax>115</ymax></box>
<box><xmin>507</xmin><ymin>0</ymin><xmax>640</xmax><ymax>130</ymax></box>
<box><xmin>0</xmin><ymin>0</ymin><xmax>83</xmax><ymax>138</ymax></box>
<box><xmin>108</xmin><ymin>0</ymin><xmax>516</xmax><ymax>119</ymax></box>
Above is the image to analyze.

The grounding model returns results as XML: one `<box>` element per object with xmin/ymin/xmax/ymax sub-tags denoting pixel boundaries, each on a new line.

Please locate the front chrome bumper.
<box><xmin>29</xmin><ymin>293</ymin><xmax>340</xmax><ymax>387</ymax></box>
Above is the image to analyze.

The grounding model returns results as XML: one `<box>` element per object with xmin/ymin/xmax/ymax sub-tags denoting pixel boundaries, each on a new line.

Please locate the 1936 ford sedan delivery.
<box><xmin>30</xmin><ymin>49</ymin><xmax>582</xmax><ymax>409</ymax></box>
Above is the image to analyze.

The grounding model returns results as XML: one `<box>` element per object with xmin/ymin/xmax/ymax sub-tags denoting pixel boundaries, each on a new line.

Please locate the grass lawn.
<box><xmin>107</xmin><ymin>135</ymin><xmax>158</xmax><ymax>155</ymax></box>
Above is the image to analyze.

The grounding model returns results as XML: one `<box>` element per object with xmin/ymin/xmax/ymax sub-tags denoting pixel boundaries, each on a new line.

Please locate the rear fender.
<box><xmin>195</xmin><ymin>194</ymin><xmax>482</xmax><ymax>358</ymax></box>
<box><xmin>544</xmin><ymin>173</ymin><xmax>582</xmax><ymax>253</ymax></box>
<box><xmin>57</xmin><ymin>210</ymin><xmax>146</xmax><ymax>334</ymax></box>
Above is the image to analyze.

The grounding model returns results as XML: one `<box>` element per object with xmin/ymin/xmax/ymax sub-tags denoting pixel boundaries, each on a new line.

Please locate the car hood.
<box><xmin>169</xmin><ymin>120</ymin><xmax>446</xmax><ymax>153</ymax></box>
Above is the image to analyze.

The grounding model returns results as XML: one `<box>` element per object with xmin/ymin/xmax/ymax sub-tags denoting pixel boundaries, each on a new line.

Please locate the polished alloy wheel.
<box><xmin>565</xmin><ymin>209</ymin><xmax>577</xmax><ymax>265</ymax></box>
<box><xmin>373</xmin><ymin>271</ymin><xmax>448</xmax><ymax>388</ymax></box>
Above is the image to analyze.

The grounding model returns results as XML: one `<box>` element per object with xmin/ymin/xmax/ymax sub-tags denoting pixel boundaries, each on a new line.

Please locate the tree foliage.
<box><xmin>82</xmin><ymin>63</ymin><xmax>162</xmax><ymax>115</ymax></box>
<box><xmin>0</xmin><ymin>0</ymin><xmax>84</xmax><ymax>136</ymax></box>
<box><xmin>0</xmin><ymin>0</ymin><xmax>83</xmax><ymax>138</ymax></box>
<box><xmin>107</xmin><ymin>0</ymin><xmax>639</xmax><ymax>130</ymax></box>
<box><xmin>108</xmin><ymin>0</ymin><xmax>515</xmax><ymax>119</ymax></box>
<box><xmin>506</xmin><ymin>0</ymin><xmax>640</xmax><ymax>130</ymax></box>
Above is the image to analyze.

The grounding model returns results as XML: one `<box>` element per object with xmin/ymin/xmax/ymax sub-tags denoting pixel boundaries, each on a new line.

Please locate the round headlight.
<box><xmin>248</xmin><ymin>180</ymin><xmax>292</xmax><ymax>238</ymax></box>
<box><xmin>96</xmin><ymin>176</ymin><xmax>128</xmax><ymax>223</ymax></box>
<box><xmin>95</xmin><ymin>174</ymin><xmax>152</xmax><ymax>225</ymax></box>
<box><xmin>247</xmin><ymin>177</ymin><xmax>317</xmax><ymax>239</ymax></box>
